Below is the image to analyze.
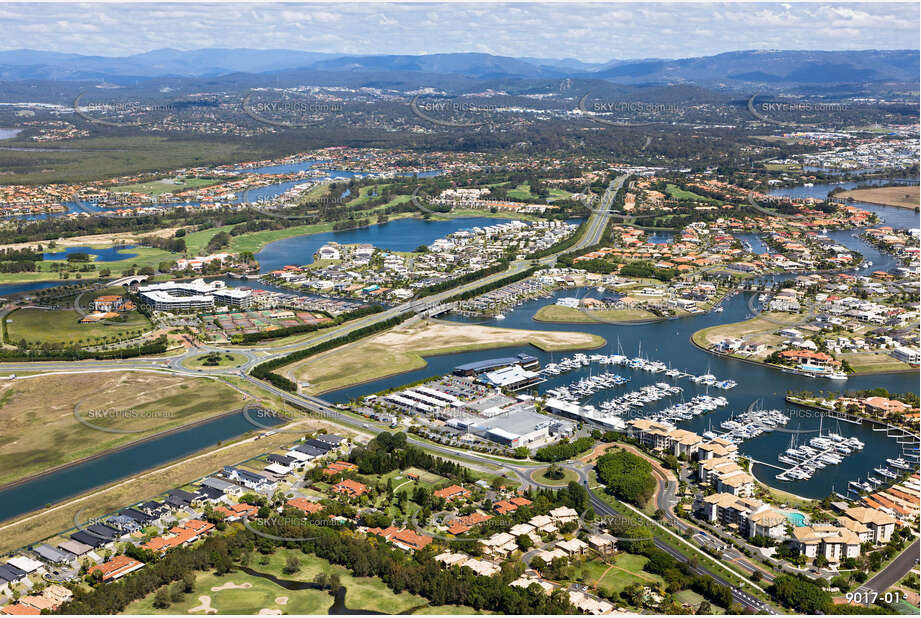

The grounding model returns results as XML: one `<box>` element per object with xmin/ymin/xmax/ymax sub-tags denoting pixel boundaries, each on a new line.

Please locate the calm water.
<box><xmin>0</xmin><ymin>128</ymin><xmax>22</xmax><ymax>140</ymax></box>
<box><xmin>0</xmin><ymin>411</ymin><xmax>281</xmax><ymax>522</ymax></box>
<box><xmin>44</xmin><ymin>245</ymin><xmax>139</xmax><ymax>262</ymax></box>
<box><xmin>0</xmin><ymin>179</ymin><xmax>916</xmax><ymax>520</ymax></box>
<box><xmin>254</xmin><ymin>216</ymin><xmax>514</xmax><ymax>272</ymax></box>
<box><xmin>0</xmin><ymin>281</ymin><xmax>73</xmax><ymax>297</ymax></box>
<box><xmin>325</xmin><ymin>287</ymin><xmax>916</xmax><ymax>499</ymax></box>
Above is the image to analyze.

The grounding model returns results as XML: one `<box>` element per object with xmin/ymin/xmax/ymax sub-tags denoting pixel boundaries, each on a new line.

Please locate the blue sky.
<box><xmin>1</xmin><ymin>2</ymin><xmax>918</xmax><ymax>61</ymax></box>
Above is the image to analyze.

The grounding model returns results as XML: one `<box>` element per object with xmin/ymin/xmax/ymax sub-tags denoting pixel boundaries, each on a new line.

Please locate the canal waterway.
<box><xmin>0</xmin><ymin>179</ymin><xmax>916</xmax><ymax>520</ymax></box>
<box><xmin>0</xmin><ymin>410</ymin><xmax>282</xmax><ymax>522</ymax></box>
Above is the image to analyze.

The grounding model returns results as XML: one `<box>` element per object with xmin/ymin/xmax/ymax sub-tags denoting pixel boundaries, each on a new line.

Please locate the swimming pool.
<box><xmin>785</xmin><ymin>512</ymin><xmax>807</xmax><ymax>527</ymax></box>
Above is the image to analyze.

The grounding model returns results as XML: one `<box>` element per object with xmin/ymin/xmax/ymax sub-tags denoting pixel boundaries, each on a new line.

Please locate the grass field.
<box><xmin>4</xmin><ymin>307</ymin><xmax>152</xmax><ymax>346</ymax></box>
<box><xmin>839</xmin><ymin>351</ymin><xmax>914</xmax><ymax>374</ymax></box>
<box><xmin>124</xmin><ymin>549</ymin><xmax>476</xmax><ymax>615</ymax></box>
<box><xmin>665</xmin><ymin>184</ymin><xmax>723</xmax><ymax>205</ymax></box>
<box><xmin>577</xmin><ymin>554</ymin><xmax>664</xmax><ymax>598</ymax></box>
<box><xmin>291</xmin><ymin>319</ymin><xmax>605</xmax><ymax>394</ymax></box>
<box><xmin>691</xmin><ymin>312</ymin><xmax>801</xmax><ymax>350</ymax></box>
<box><xmin>0</xmin><ymin>372</ymin><xmax>245</xmax><ymax>487</ymax></box>
<box><xmin>113</xmin><ymin>176</ymin><xmax>222</xmax><ymax>196</ymax></box>
<box><xmin>181</xmin><ymin>353</ymin><xmax>248</xmax><ymax>370</ymax></box>
<box><xmin>533</xmin><ymin>304</ymin><xmax>659</xmax><ymax>323</ymax></box>
<box><xmin>837</xmin><ymin>185</ymin><xmax>920</xmax><ymax>209</ymax></box>
<box><xmin>531</xmin><ymin>466</ymin><xmax>579</xmax><ymax>486</ymax></box>
<box><xmin>673</xmin><ymin>588</ymin><xmax>725</xmax><ymax>613</ymax></box>
<box><xmin>0</xmin><ymin>416</ymin><xmax>348</xmax><ymax>552</ymax></box>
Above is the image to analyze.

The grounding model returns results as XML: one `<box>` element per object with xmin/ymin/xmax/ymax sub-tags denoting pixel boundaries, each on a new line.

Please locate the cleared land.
<box><xmin>0</xmin><ymin>416</ymin><xmax>350</xmax><ymax>552</ymax></box>
<box><xmin>839</xmin><ymin>351</ymin><xmax>914</xmax><ymax>374</ymax></box>
<box><xmin>0</xmin><ymin>371</ymin><xmax>245</xmax><ymax>486</ymax></box>
<box><xmin>292</xmin><ymin>318</ymin><xmax>605</xmax><ymax>394</ymax></box>
<box><xmin>837</xmin><ymin>186</ymin><xmax>920</xmax><ymax>209</ymax></box>
<box><xmin>534</xmin><ymin>303</ymin><xmax>660</xmax><ymax>324</ymax></box>
<box><xmin>4</xmin><ymin>307</ymin><xmax>151</xmax><ymax>346</ymax></box>
<box><xmin>691</xmin><ymin>312</ymin><xmax>802</xmax><ymax>353</ymax></box>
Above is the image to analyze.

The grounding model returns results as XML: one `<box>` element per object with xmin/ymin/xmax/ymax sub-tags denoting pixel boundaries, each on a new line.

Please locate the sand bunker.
<box><xmin>275</xmin><ymin>596</ymin><xmax>289</xmax><ymax>605</ymax></box>
<box><xmin>258</xmin><ymin>609</ymin><xmax>283</xmax><ymax>615</ymax></box>
<box><xmin>211</xmin><ymin>582</ymin><xmax>253</xmax><ymax>592</ymax></box>
<box><xmin>189</xmin><ymin>596</ymin><xmax>217</xmax><ymax>614</ymax></box>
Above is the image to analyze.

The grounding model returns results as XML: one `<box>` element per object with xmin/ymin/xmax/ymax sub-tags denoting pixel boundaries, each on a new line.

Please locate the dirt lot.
<box><xmin>292</xmin><ymin>318</ymin><xmax>605</xmax><ymax>394</ymax></box>
<box><xmin>0</xmin><ymin>227</ymin><xmax>182</xmax><ymax>252</ymax></box>
<box><xmin>0</xmin><ymin>371</ymin><xmax>245</xmax><ymax>486</ymax></box>
<box><xmin>837</xmin><ymin>185</ymin><xmax>920</xmax><ymax>209</ymax></box>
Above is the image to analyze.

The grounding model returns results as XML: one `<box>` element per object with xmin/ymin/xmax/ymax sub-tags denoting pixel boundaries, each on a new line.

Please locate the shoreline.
<box><xmin>0</xmin><ymin>402</ymin><xmax>253</xmax><ymax>496</ymax></box>
<box><xmin>687</xmin><ymin>334</ymin><xmax>917</xmax><ymax>377</ymax></box>
<box><xmin>306</xmin><ymin>325</ymin><xmax>607</xmax><ymax>397</ymax></box>
<box><xmin>0</xmin><ymin>210</ymin><xmax>535</xmax><ymax>288</ymax></box>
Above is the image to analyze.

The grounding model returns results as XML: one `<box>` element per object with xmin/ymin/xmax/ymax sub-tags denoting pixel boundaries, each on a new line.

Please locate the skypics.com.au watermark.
<box><xmin>242</xmin><ymin>404</ymin><xmax>338</xmax><ymax>434</ymax></box>
<box><xmin>410</xmin><ymin>96</ymin><xmax>498</xmax><ymax>128</ymax></box>
<box><xmin>244</xmin><ymin>516</ymin><xmax>346</xmax><ymax>542</ymax></box>
<box><xmin>73</xmin><ymin>93</ymin><xmax>177</xmax><ymax>127</ymax></box>
<box><xmin>242</xmin><ymin>93</ymin><xmax>343</xmax><ymax>129</ymax></box>
<box><xmin>577</xmin><ymin>91</ymin><xmax>678</xmax><ymax>128</ymax></box>
<box><xmin>248</xmin><ymin>192</ymin><xmax>346</xmax><ymax>222</ymax></box>
<box><xmin>73</xmin><ymin>403</ymin><xmax>178</xmax><ymax>435</ymax></box>
<box><xmin>747</xmin><ymin>94</ymin><xmax>848</xmax><ymax>127</ymax></box>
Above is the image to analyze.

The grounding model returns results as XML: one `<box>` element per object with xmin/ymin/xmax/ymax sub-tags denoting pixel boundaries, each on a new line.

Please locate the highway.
<box><xmin>584</xmin><ymin>487</ymin><xmax>773</xmax><ymax>614</ymax></box>
<box><xmin>0</xmin><ymin>174</ymin><xmax>627</xmax><ymax>379</ymax></box>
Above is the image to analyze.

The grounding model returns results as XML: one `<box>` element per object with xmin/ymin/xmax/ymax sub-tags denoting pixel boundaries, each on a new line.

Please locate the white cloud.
<box><xmin>0</xmin><ymin>2</ymin><xmax>915</xmax><ymax>61</ymax></box>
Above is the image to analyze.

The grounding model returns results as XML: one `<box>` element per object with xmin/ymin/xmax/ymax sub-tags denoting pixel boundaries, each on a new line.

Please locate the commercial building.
<box><xmin>138</xmin><ymin>278</ymin><xmax>252</xmax><ymax>311</ymax></box>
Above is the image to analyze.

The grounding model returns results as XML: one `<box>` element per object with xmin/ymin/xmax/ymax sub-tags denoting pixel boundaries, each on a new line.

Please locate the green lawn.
<box><xmin>533</xmin><ymin>304</ymin><xmax>659</xmax><ymax>324</ymax></box>
<box><xmin>113</xmin><ymin>176</ymin><xmax>221</xmax><ymax>196</ymax></box>
<box><xmin>577</xmin><ymin>554</ymin><xmax>665</xmax><ymax>597</ymax></box>
<box><xmin>665</xmin><ymin>184</ymin><xmax>723</xmax><ymax>205</ymax></box>
<box><xmin>125</xmin><ymin>549</ymin><xmax>441</xmax><ymax>615</ymax></box>
<box><xmin>4</xmin><ymin>307</ymin><xmax>151</xmax><ymax>346</ymax></box>
<box><xmin>673</xmin><ymin>589</ymin><xmax>725</xmax><ymax>613</ymax></box>
<box><xmin>181</xmin><ymin>352</ymin><xmax>248</xmax><ymax>370</ymax></box>
<box><xmin>531</xmin><ymin>466</ymin><xmax>579</xmax><ymax>486</ymax></box>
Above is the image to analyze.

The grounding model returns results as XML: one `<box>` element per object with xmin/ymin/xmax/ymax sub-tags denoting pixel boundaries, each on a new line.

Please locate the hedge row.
<box><xmin>237</xmin><ymin>304</ymin><xmax>384</xmax><ymax>343</ymax></box>
<box><xmin>250</xmin><ymin>313</ymin><xmax>413</xmax><ymax>391</ymax></box>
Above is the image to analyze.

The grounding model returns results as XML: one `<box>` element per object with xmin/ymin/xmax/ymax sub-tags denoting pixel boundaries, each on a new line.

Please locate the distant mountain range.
<box><xmin>0</xmin><ymin>47</ymin><xmax>916</xmax><ymax>86</ymax></box>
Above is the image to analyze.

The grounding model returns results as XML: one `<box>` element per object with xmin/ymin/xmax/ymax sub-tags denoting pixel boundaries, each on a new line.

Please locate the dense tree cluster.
<box><xmin>534</xmin><ymin>437</ymin><xmax>595</xmax><ymax>462</ymax></box>
<box><xmin>350</xmin><ymin>432</ymin><xmax>474</xmax><ymax>482</ymax></box>
<box><xmin>594</xmin><ymin>449</ymin><xmax>656</xmax><ymax>507</ymax></box>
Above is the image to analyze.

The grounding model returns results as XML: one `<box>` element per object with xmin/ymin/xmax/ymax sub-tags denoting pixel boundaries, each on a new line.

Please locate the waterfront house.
<box><xmin>200</xmin><ymin>477</ymin><xmax>245</xmax><ymax>498</ymax></box>
<box><xmin>165</xmin><ymin>489</ymin><xmax>197</xmax><ymax>509</ymax></box>
<box><xmin>55</xmin><ymin>539</ymin><xmax>93</xmax><ymax>558</ymax></box>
